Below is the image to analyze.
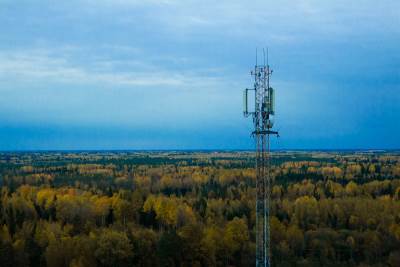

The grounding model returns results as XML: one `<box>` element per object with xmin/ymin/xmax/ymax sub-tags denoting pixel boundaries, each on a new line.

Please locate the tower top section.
<box><xmin>243</xmin><ymin>50</ymin><xmax>276</xmax><ymax>132</ymax></box>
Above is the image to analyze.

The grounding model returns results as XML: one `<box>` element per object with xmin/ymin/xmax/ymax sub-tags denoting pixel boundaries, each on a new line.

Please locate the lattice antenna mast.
<box><xmin>243</xmin><ymin>49</ymin><xmax>278</xmax><ymax>267</ymax></box>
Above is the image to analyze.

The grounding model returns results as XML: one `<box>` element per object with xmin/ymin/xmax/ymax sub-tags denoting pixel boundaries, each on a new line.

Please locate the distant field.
<box><xmin>0</xmin><ymin>151</ymin><xmax>399</xmax><ymax>267</ymax></box>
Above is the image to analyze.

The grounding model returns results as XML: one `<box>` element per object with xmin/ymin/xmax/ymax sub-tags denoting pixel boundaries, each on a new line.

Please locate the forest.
<box><xmin>0</xmin><ymin>150</ymin><xmax>399</xmax><ymax>267</ymax></box>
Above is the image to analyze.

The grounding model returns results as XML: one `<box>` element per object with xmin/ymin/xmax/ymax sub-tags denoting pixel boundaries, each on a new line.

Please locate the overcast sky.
<box><xmin>0</xmin><ymin>0</ymin><xmax>399</xmax><ymax>150</ymax></box>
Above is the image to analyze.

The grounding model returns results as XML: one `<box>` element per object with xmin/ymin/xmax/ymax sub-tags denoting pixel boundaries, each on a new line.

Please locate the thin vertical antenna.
<box><xmin>263</xmin><ymin>48</ymin><xmax>266</xmax><ymax>66</ymax></box>
<box><xmin>266</xmin><ymin>48</ymin><xmax>269</xmax><ymax>67</ymax></box>
<box><xmin>256</xmin><ymin>48</ymin><xmax>258</xmax><ymax>66</ymax></box>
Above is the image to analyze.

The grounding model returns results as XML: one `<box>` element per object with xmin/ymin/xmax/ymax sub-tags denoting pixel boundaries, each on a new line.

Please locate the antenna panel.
<box><xmin>243</xmin><ymin>89</ymin><xmax>248</xmax><ymax>115</ymax></box>
<box><xmin>269</xmin><ymin>87</ymin><xmax>275</xmax><ymax>115</ymax></box>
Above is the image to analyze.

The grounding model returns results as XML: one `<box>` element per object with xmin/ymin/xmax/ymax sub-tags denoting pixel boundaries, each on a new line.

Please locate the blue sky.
<box><xmin>0</xmin><ymin>0</ymin><xmax>399</xmax><ymax>150</ymax></box>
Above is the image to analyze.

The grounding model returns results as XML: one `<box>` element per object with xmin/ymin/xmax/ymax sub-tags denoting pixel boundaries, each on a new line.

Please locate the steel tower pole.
<box><xmin>244</xmin><ymin>54</ymin><xmax>278</xmax><ymax>267</ymax></box>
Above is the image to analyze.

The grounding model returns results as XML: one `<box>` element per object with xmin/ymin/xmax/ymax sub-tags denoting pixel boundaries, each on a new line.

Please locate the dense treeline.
<box><xmin>0</xmin><ymin>151</ymin><xmax>399</xmax><ymax>267</ymax></box>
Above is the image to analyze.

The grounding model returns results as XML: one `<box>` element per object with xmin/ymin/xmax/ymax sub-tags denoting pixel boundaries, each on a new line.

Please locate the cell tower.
<box><xmin>243</xmin><ymin>49</ymin><xmax>278</xmax><ymax>267</ymax></box>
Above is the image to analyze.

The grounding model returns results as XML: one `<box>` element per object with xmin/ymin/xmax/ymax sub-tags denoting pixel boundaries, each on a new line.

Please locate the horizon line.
<box><xmin>0</xmin><ymin>148</ymin><xmax>399</xmax><ymax>153</ymax></box>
